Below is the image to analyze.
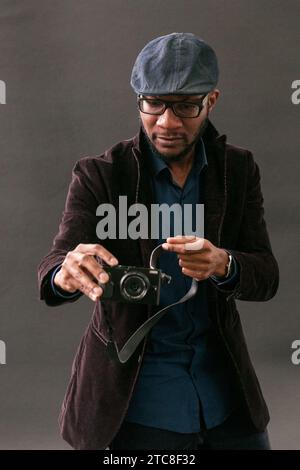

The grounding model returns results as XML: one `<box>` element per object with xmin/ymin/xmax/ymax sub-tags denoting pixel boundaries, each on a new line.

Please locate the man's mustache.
<box><xmin>153</xmin><ymin>133</ymin><xmax>187</xmax><ymax>140</ymax></box>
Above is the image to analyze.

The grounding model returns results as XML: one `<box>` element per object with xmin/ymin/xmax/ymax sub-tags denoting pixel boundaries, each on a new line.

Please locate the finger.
<box><xmin>77</xmin><ymin>254</ymin><xmax>110</xmax><ymax>284</ymax></box>
<box><xmin>76</xmin><ymin>243</ymin><xmax>118</xmax><ymax>266</ymax></box>
<box><xmin>181</xmin><ymin>266</ymin><xmax>207</xmax><ymax>281</ymax></box>
<box><xmin>184</xmin><ymin>237</ymin><xmax>205</xmax><ymax>251</ymax></box>
<box><xmin>178</xmin><ymin>253</ymin><xmax>209</xmax><ymax>263</ymax></box>
<box><xmin>67</xmin><ymin>264</ymin><xmax>103</xmax><ymax>301</ymax></box>
<box><xmin>162</xmin><ymin>242</ymin><xmax>187</xmax><ymax>254</ymax></box>
<box><xmin>178</xmin><ymin>259</ymin><xmax>207</xmax><ymax>270</ymax></box>
<box><xmin>163</xmin><ymin>237</ymin><xmax>205</xmax><ymax>254</ymax></box>
<box><xmin>166</xmin><ymin>235</ymin><xmax>196</xmax><ymax>244</ymax></box>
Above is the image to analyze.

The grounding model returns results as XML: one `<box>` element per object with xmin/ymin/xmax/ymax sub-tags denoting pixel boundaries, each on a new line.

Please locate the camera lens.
<box><xmin>120</xmin><ymin>272</ymin><xmax>150</xmax><ymax>301</ymax></box>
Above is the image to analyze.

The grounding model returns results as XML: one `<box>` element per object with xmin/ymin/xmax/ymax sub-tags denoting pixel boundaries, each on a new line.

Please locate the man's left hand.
<box><xmin>162</xmin><ymin>235</ymin><xmax>229</xmax><ymax>281</ymax></box>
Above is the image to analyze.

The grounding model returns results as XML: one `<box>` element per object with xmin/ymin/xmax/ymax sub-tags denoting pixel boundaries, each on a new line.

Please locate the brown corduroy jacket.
<box><xmin>38</xmin><ymin>121</ymin><xmax>279</xmax><ymax>449</ymax></box>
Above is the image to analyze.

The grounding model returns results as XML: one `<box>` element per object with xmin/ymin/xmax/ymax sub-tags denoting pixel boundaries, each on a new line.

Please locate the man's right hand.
<box><xmin>53</xmin><ymin>243</ymin><xmax>118</xmax><ymax>302</ymax></box>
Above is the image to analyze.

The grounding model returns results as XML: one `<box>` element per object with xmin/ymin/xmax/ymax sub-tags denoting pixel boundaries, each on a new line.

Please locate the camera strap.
<box><xmin>106</xmin><ymin>244</ymin><xmax>198</xmax><ymax>364</ymax></box>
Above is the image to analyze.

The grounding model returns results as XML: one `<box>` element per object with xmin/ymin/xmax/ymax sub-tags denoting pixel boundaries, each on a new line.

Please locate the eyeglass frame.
<box><xmin>137</xmin><ymin>93</ymin><xmax>209</xmax><ymax>118</ymax></box>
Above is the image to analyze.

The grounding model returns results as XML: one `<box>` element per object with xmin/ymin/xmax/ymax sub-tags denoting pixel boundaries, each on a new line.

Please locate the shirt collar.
<box><xmin>146</xmin><ymin>135</ymin><xmax>208</xmax><ymax>178</ymax></box>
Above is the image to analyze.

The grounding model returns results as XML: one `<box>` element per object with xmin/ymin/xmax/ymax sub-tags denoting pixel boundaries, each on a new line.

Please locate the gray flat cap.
<box><xmin>130</xmin><ymin>32</ymin><xmax>219</xmax><ymax>95</ymax></box>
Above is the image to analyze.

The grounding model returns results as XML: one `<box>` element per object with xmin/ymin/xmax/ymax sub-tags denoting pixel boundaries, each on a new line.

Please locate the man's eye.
<box><xmin>146</xmin><ymin>100</ymin><xmax>162</xmax><ymax>107</ymax></box>
<box><xmin>176</xmin><ymin>103</ymin><xmax>196</xmax><ymax>111</ymax></box>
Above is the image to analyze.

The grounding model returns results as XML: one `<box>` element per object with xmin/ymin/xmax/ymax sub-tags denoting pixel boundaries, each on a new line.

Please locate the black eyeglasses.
<box><xmin>137</xmin><ymin>94</ymin><xmax>208</xmax><ymax>118</ymax></box>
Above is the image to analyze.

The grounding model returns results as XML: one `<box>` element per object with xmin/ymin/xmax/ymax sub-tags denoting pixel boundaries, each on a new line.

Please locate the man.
<box><xmin>38</xmin><ymin>33</ymin><xmax>279</xmax><ymax>450</ymax></box>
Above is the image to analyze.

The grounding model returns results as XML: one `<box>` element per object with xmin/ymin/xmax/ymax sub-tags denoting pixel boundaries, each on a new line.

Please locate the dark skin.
<box><xmin>54</xmin><ymin>243</ymin><xmax>117</xmax><ymax>301</ymax></box>
<box><xmin>54</xmin><ymin>89</ymin><xmax>229</xmax><ymax>301</ymax></box>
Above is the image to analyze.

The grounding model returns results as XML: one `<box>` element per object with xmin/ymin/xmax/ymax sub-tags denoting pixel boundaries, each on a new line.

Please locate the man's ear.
<box><xmin>207</xmin><ymin>89</ymin><xmax>220</xmax><ymax>112</ymax></box>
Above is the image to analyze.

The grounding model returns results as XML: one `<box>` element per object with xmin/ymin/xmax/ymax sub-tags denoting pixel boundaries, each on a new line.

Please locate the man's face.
<box><xmin>139</xmin><ymin>92</ymin><xmax>218</xmax><ymax>163</ymax></box>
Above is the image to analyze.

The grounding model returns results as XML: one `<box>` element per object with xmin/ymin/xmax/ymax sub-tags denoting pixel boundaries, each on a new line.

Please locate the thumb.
<box><xmin>184</xmin><ymin>237</ymin><xmax>205</xmax><ymax>251</ymax></box>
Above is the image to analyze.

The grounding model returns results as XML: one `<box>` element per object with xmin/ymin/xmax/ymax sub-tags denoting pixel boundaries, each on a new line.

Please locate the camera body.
<box><xmin>99</xmin><ymin>265</ymin><xmax>170</xmax><ymax>305</ymax></box>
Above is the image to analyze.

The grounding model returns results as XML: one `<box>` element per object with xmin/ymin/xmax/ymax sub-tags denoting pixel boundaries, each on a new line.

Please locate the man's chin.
<box><xmin>151</xmin><ymin>141</ymin><xmax>193</xmax><ymax>163</ymax></box>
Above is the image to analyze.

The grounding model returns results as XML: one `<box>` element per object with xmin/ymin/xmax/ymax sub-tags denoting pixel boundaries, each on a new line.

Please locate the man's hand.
<box><xmin>162</xmin><ymin>235</ymin><xmax>229</xmax><ymax>281</ymax></box>
<box><xmin>53</xmin><ymin>243</ymin><xmax>118</xmax><ymax>302</ymax></box>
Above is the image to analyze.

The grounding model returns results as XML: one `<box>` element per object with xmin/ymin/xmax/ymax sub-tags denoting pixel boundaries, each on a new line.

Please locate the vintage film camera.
<box><xmin>98</xmin><ymin>265</ymin><xmax>171</xmax><ymax>305</ymax></box>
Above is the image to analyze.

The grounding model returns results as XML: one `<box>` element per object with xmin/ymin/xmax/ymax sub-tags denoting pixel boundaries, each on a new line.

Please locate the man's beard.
<box><xmin>141</xmin><ymin>117</ymin><xmax>209</xmax><ymax>165</ymax></box>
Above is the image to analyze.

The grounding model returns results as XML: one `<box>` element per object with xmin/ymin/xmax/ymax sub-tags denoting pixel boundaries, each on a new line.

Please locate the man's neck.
<box><xmin>167</xmin><ymin>148</ymin><xmax>195</xmax><ymax>188</ymax></box>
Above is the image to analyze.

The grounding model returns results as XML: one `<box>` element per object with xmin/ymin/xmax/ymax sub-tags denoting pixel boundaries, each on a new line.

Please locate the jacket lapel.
<box><xmin>134</xmin><ymin>145</ymin><xmax>157</xmax><ymax>266</ymax></box>
<box><xmin>203</xmin><ymin>128</ymin><xmax>227</xmax><ymax>247</ymax></box>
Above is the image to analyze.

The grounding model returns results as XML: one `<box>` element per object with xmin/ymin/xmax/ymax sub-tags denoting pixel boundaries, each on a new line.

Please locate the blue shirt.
<box><xmin>124</xmin><ymin>137</ymin><xmax>240</xmax><ymax>433</ymax></box>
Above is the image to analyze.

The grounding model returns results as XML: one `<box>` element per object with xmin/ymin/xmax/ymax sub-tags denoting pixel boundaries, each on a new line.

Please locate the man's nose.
<box><xmin>156</xmin><ymin>107</ymin><xmax>183</xmax><ymax>129</ymax></box>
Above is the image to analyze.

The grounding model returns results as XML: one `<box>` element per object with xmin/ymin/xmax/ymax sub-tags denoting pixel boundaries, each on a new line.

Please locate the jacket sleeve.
<box><xmin>214</xmin><ymin>151</ymin><xmax>279</xmax><ymax>302</ymax></box>
<box><xmin>37</xmin><ymin>158</ymin><xmax>105</xmax><ymax>306</ymax></box>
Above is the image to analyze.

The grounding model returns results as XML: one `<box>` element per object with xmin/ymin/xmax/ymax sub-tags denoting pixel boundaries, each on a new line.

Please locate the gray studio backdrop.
<box><xmin>0</xmin><ymin>0</ymin><xmax>299</xmax><ymax>449</ymax></box>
